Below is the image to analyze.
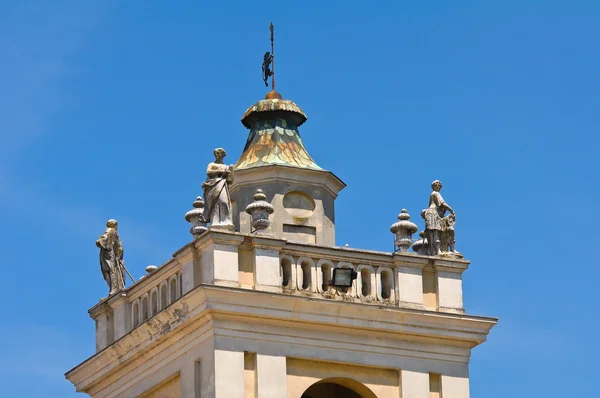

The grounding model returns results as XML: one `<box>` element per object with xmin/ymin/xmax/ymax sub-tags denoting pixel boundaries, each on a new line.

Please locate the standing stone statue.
<box><xmin>96</xmin><ymin>219</ymin><xmax>126</xmax><ymax>295</ymax></box>
<box><xmin>421</xmin><ymin>180</ymin><xmax>461</xmax><ymax>257</ymax></box>
<box><xmin>202</xmin><ymin>148</ymin><xmax>235</xmax><ymax>230</ymax></box>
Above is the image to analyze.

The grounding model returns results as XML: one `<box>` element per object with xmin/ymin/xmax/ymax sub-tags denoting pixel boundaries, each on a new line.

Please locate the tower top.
<box><xmin>237</xmin><ymin>23</ymin><xmax>320</xmax><ymax>170</ymax></box>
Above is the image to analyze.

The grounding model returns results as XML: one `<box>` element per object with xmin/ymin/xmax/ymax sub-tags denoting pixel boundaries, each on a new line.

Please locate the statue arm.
<box><xmin>435</xmin><ymin>192</ymin><xmax>454</xmax><ymax>214</ymax></box>
<box><xmin>96</xmin><ymin>234</ymin><xmax>108</xmax><ymax>249</ymax></box>
<box><xmin>226</xmin><ymin>164</ymin><xmax>235</xmax><ymax>183</ymax></box>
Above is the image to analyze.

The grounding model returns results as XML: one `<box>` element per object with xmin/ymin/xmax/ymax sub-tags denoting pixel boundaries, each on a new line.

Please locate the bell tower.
<box><xmin>65</xmin><ymin>24</ymin><xmax>497</xmax><ymax>398</ymax></box>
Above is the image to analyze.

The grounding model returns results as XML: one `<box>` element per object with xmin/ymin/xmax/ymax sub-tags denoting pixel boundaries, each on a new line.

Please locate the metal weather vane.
<box><xmin>262</xmin><ymin>22</ymin><xmax>275</xmax><ymax>89</ymax></box>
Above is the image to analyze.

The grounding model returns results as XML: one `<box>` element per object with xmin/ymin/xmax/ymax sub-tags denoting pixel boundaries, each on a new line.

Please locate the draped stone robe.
<box><xmin>96</xmin><ymin>228</ymin><xmax>125</xmax><ymax>295</ymax></box>
<box><xmin>202</xmin><ymin>162</ymin><xmax>234</xmax><ymax>227</ymax></box>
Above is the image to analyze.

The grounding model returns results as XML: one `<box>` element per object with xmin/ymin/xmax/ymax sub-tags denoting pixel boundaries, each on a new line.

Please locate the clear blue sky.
<box><xmin>1</xmin><ymin>1</ymin><xmax>598</xmax><ymax>397</ymax></box>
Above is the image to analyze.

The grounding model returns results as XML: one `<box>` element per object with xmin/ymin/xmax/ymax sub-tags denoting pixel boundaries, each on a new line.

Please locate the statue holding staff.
<box><xmin>96</xmin><ymin>219</ymin><xmax>126</xmax><ymax>295</ymax></box>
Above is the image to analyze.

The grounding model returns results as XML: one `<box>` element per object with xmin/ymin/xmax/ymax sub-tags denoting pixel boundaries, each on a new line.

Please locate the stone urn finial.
<box><xmin>412</xmin><ymin>231</ymin><xmax>427</xmax><ymax>255</ymax></box>
<box><xmin>390</xmin><ymin>209</ymin><xmax>418</xmax><ymax>253</ymax></box>
<box><xmin>245</xmin><ymin>189</ymin><xmax>274</xmax><ymax>234</ymax></box>
<box><xmin>185</xmin><ymin>196</ymin><xmax>208</xmax><ymax>237</ymax></box>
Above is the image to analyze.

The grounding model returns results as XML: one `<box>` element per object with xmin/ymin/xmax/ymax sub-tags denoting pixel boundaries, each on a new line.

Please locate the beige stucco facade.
<box><xmin>66</xmin><ymin>230</ymin><xmax>496</xmax><ymax>398</ymax></box>
<box><xmin>66</xmin><ymin>88</ymin><xmax>496</xmax><ymax>397</ymax></box>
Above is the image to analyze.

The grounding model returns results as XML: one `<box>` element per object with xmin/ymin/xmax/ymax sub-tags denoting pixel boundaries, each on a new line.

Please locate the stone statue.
<box><xmin>202</xmin><ymin>148</ymin><xmax>235</xmax><ymax>230</ymax></box>
<box><xmin>421</xmin><ymin>180</ymin><xmax>461</xmax><ymax>257</ymax></box>
<box><xmin>96</xmin><ymin>219</ymin><xmax>126</xmax><ymax>295</ymax></box>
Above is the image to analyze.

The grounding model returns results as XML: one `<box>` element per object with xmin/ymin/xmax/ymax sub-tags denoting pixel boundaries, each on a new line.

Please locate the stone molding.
<box><xmin>433</xmin><ymin>259</ymin><xmax>470</xmax><ymax>274</ymax></box>
<box><xmin>193</xmin><ymin>230</ymin><xmax>245</xmax><ymax>252</ymax></box>
<box><xmin>231</xmin><ymin>165</ymin><xmax>346</xmax><ymax>199</ymax></box>
<box><xmin>88</xmin><ymin>301</ymin><xmax>112</xmax><ymax>321</ymax></box>
<box><xmin>392</xmin><ymin>253</ymin><xmax>429</xmax><ymax>269</ymax></box>
<box><xmin>247</xmin><ymin>236</ymin><xmax>287</xmax><ymax>251</ymax></box>
<box><xmin>67</xmin><ymin>284</ymin><xmax>497</xmax><ymax>395</ymax></box>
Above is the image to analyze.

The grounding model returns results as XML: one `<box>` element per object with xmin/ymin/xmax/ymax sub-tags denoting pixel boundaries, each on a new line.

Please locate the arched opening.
<box><xmin>141</xmin><ymin>296</ymin><xmax>149</xmax><ymax>320</ymax></box>
<box><xmin>381</xmin><ymin>269</ymin><xmax>392</xmax><ymax>300</ymax></box>
<box><xmin>281</xmin><ymin>257</ymin><xmax>293</xmax><ymax>288</ymax></box>
<box><xmin>321</xmin><ymin>263</ymin><xmax>331</xmax><ymax>291</ymax></box>
<box><xmin>301</xmin><ymin>378</ymin><xmax>377</xmax><ymax>398</ymax></box>
<box><xmin>160</xmin><ymin>284</ymin><xmax>168</xmax><ymax>310</ymax></box>
<box><xmin>301</xmin><ymin>260</ymin><xmax>312</xmax><ymax>290</ymax></box>
<box><xmin>151</xmin><ymin>291</ymin><xmax>158</xmax><ymax>316</ymax></box>
<box><xmin>132</xmin><ymin>302</ymin><xmax>140</xmax><ymax>328</ymax></box>
<box><xmin>170</xmin><ymin>277</ymin><xmax>177</xmax><ymax>304</ymax></box>
<box><xmin>360</xmin><ymin>268</ymin><xmax>371</xmax><ymax>298</ymax></box>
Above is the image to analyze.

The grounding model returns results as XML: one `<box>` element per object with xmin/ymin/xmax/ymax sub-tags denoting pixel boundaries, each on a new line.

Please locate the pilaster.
<box><xmin>249</xmin><ymin>236</ymin><xmax>287</xmax><ymax>293</ymax></box>
<box><xmin>108</xmin><ymin>292</ymin><xmax>131</xmax><ymax>341</ymax></box>
<box><xmin>194</xmin><ymin>231</ymin><xmax>245</xmax><ymax>287</ymax></box>
<box><xmin>434</xmin><ymin>259</ymin><xmax>469</xmax><ymax>314</ymax></box>
<box><xmin>441</xmin><ymin>374</ymin><xmax>471</xmax><ymax>398</ymax></box>
<box><xmin>256</xmin><ymin>354</ymin><xmax>287</xmax><ymax>397</ymax></box>
<box><xmin>400</xmin><ymin>369</ymin><xmax>430</xmax><ymax>398</ymax></box>
<box><xmin>88</xmin><ymin>301</ymin><xmax>113</xmax><ymax>352</ymax></box>
<box><xmin>176</xmin><ymin>244</ymin><xmax>200</xmax><ymax>295</ymax></box>
<box><xmin>393</xmin><ymin>254</ymin><xmax>428</xmax><ymax>310</ymax></box>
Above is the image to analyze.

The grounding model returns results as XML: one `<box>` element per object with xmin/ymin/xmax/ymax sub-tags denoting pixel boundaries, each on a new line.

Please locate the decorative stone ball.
<box><xmin>245</xmin><ymin>189</ymin><xmax>274</xmax><ymax>232</ymax></box>
<box><xmin>145</xmin><ymin>265</ymin><xmax>158</xmax><ymax>274</ymax></box>
<box><xmin>390</xmin><ymin>209</ymin><xmax>418</xmax><ymax>252</ymax></box>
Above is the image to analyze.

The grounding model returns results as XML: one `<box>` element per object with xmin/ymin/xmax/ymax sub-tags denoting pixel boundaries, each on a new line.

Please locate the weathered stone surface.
<box><xmin>421</xmin><ymin>180</ymin><xmax>463</xmax><ymax>258</ymax></box>
<box><xmin>202</xmin><ymin>148</ymin><xmax>235</xmax><ymax>231</ymax></box>
<box><xmin>96</xmin><ymin>219</ymin><xmax>126</xmax><ymax>296</ymax></box>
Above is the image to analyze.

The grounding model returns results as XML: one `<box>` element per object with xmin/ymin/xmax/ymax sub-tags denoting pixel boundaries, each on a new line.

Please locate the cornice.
<box><xmin>230</xmin><ymin>165</ymin><xmax>346</xmax><ymax>198</ymax></box>
<box><xmin>192</xmin><ymin>230</ymin><xmax>245</xmax><ymax>252</ymax></box>
<box><xmin>247</xmin><ymin>235</ymin><xmax>287</xmax><ymax>251</ymax></box>
<box><xmin>433</xmin><ymin>258</ymin><xmax>470</xmax><ymax>273</ymax></box>
<box><xmin>67</xmin><ymin>284</ymin><xmax>497</xmax><ymax>394</ymax></box>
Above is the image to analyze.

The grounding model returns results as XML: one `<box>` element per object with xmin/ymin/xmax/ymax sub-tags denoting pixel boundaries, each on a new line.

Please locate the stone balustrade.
<box><xmin>89</xmin><ymin>255</ymin><xmax>183</xmax><ymax>353</ymax></box>
<box><xmin>89</xmin><ymin>230</ymin><xmax>469</xmax><ymax>353</ymax></box>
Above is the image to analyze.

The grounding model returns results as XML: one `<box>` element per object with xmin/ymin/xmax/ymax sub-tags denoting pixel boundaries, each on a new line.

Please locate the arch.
<box><xmin>141</xmin><ymin>293</ymin><xmax>149</xmax><ymax>321</ymax></box>
<box><xmin>356</xmin><ymin>264</ymin><xmax>375</xmax><ymax>300</ymax></box>
<box><xmin>132</xmin><ymin>299</ymin><xmax>140</xmax><ymax>328</ymax></box>
<box><xmin>150</xmin><ymin>288</ymin><xmax>159</xmax><ymax>316</ymax></box>
<box><xmin>169</xmin><ymin>275</ymin><xmax>178</xmax><ymax>304</ymax></box>
<box><xmin>280</xmin><ymin>254</ymin><xmax>296</xmax><ymax>289</ymax></box>
<box><xmin>316</xmin><ymin>259</ymin><xmax>334</xmax><ymax>293</ymax></box>
<box><xmin>296</xmin><ymin>256</ymin><xmax>316</xmax><ymax>292</ymax></box>
<box><xmin>159</xmin><ymin>282</ymin><xmax>168</xmax><ymax>310</ymax></box>
<box><xmin>335</xmin><ymin>262</ymin><xmax>357</xmax><ymax>297</ymax></box>
<box><xmin>376</xmin><ymin>267</ymin><xmax>395</xmax><ymax>302</ymax></box>
<box><xmin>301</xmin><ymin>377</ymin><xmax>378</xmax><ymax>398</ymax></box>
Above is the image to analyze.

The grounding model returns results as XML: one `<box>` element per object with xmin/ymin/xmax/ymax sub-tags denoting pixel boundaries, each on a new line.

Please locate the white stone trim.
<box><xmin>296</xmin><ymin>256</ymin><xmax>316</xmax><ymax>292</ymax></box>
<box><xmin>316</xmin><ymin>259</ymin><xmax>334</xmax><ymax>293</ymax></box>
<box><xmin>279</xmin><ymin>254</ymin><xmax>296</xmax><ymax>289</ymax></box>
<box><xmin>376</xmin><ymin>266</ymin><xmax>396</xmax><ymax>302</ymax></box>
<box><xmin>356</xmin><ymin>264</ymin><xmax>376</xmax><ymax>300</ymax></box>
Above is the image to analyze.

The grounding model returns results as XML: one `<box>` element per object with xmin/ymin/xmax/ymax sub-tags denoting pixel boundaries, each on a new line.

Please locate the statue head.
<box><xmin>213</xmin><ymin>148</ymin><xmax>227</xmax><ymax>162</ymax></box>
<box><xmin>106</xmin><ymin>219</ymin><xmax>118</xmax><ymax>229</ymax></box>
<box><xmin>431</xmin><ymin>180</ymin><xmax>442</xmax><ymax>191</ymax></box>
